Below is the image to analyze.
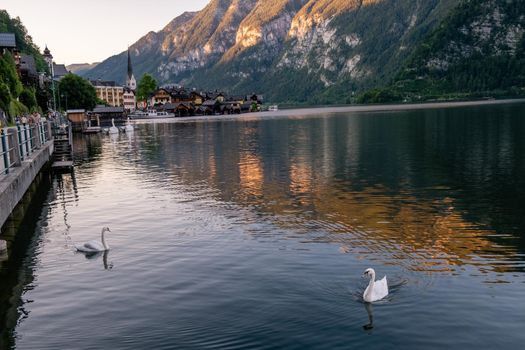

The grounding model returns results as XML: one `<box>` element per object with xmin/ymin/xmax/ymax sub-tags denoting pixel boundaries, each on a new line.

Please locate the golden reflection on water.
<box><xmin>239</xmin><ymin>153</ymin><xmax>264</xmax><ymax>199</ymax></box>
<box><xmin>77</xmin><ymin>111</ymin><xmax>525</xmax><ymax>277</ymax></box>
<box><xmin>216</xmin><ymin>154</ymin><xmax>519</xmax><ymax>274</ymax></box>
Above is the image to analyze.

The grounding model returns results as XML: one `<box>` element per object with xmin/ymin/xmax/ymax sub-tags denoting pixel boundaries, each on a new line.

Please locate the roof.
<box><xmin>170</xmin><ymin>91</ymin><xmax>190</xmax><ymax>98</ymax></box>
<box><xmin>67</xmin><ymin>109</ymin><xmax>86</xmax><ymax>114</ymax></box>
<box><xmin>53</xmin><ymin>64</ymin><xmax>69</xmax><ymax>77</ymax></box>
<box><xmin>90</xmin><ymin>80</ymin><xmax>118</xmax><ymax>87</ymax></box>
<box><xmin>154</xmin><ymin>88</ymin><xmax>171</xmax><ymax>94</ymax></box>
<box><xmin>92</xmin><ymin>106</ymin><xmax>125</xmax><ymax>113</ymax></box>
<box><xmin>228</xmin><ymin>95</ymin><xmax>245</xmax><ymax>101</ymax></box>
<box><xmin>163</xmin><ymin>102</ymin><xmax>193</xmax><ymax>110</ymax></box>
<box><xmin>206</xmin><ymin>92</ymin><xmax>225</xmax><ymax>100</ymax></box>
<box><xmin>202</xmin><ymin>99</ymin><xmax>217</xmax><ymax>107</ymax></box>
<box><xmin>0</xmin><ymin>33</ymin><xmax>16</xmax><ymax>48</ymax></box>
<box><xmin>19</xmin><ymin>55</ymin><xmax>37</xmax><ymax>75</ymax></box>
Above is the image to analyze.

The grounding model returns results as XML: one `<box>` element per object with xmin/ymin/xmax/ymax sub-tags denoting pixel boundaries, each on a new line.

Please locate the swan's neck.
<box><xmin>365</xmin><ymin>274</ymin><xmax>375</xmax><ymax>300</ymax></box>
<box><xmin>112</xmin><ymin>119</ymin><xmax>115</xmax><ymax>127</ymax></box>
<box><xmin>101</xmin><ymin>230</ymin><xmax>109</xmax><ymax>250</ymax></box>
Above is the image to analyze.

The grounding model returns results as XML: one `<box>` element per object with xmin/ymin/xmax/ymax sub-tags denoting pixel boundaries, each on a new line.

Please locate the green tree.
<box><xmin>136</xmin><ymin>73</ymin><xmax>157</xmax><ymax>101</ymax></box>
<box><xmin>19</xmin><ymin>87</ymin><xmax>38</xmax><ymax>111</ymax></box>
<box><xmin>58</xmin><ymin>74</ymin><xmax>97</xmax><ymax>110</ymax></box>
<box><xmin>0</xmin><ymin>52</ymin><xmax>23</xmax><ymax>99</ymax></box>
<box><xmin>0</xmin><ymin>81</ymin><xmax>11</xmax><ymax>113</ymax></box>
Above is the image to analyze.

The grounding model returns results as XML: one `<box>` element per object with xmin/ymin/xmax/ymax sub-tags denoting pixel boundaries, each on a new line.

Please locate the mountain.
<box><xmin>67</xmin><ymin>62</ymin><xmax>100</xmax><ymax>75</ymax></box>
<box><xmin>82</xmin><ymin>0</ymin><xmax>521</xmax><ymax>103</ymax></box>
<box><xmin>380</xmin><ymin>0</ymin><xmax>525</xmax><ymax>101</ymax></box>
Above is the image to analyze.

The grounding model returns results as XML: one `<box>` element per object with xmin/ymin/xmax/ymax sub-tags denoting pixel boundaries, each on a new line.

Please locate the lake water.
<box><xmin>1</xmin><ymin>102</ymin><xmax>525</xmax><ymax>349</ymax></box>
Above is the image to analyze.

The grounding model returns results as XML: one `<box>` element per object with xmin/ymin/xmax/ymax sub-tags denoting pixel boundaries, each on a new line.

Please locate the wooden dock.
<box><xmin>52</xmin><ymin>124</ymin><xmax>74</xmax><ymax>171</ymax></box>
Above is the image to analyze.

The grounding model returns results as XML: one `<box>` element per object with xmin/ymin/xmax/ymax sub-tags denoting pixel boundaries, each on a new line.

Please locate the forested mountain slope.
<box><xmin>82</xmin><ymin>0</ymin><xmax>523</xmax><ymax>103</ymax></box>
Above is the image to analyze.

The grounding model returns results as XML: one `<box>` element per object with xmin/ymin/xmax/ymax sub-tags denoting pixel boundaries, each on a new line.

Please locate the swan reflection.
<box><xmin>363</xmin><ymin>302</ymin><xmax>374</xmax><ymax>331</ymax></box>
<box><xmin>83</xmin><ymin>250</ymin><xmax>113</xmax><ymax>270</ymax></box>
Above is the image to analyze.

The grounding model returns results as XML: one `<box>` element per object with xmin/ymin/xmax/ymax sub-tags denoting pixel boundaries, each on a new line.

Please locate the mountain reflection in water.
<box><xmin>98</xmin><ymin>104</ymin><xmax>525</xmax><ymax>277</ymax></box>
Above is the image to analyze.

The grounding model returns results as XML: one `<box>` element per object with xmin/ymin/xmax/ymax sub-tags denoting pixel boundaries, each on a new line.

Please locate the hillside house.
<box><xmin>19</xmin><ymin>54</ymin><xmax>38</xmax><ymax>86</ymax></box>
<box><xmin>0</xmin><ymin>33</ymin><xmax>16</xmax><ymax>55</ymax></box>
<box><xmin>150</xmin><ymin>88</ymin><xmax>172</xmax><ymax>106</ymax></box>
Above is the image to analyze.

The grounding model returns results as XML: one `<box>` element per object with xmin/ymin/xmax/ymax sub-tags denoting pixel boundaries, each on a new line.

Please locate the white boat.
<box><xmin>129</xmin><ymin>110</ymin><xmax>174</xmax><ymax>119</ymax></box>
<box><xmin>268</xmin><ymin>105</ymin><xmax>279</xmax><ymax>112</ymax></box>
<box><xmin>149</xmin><ymin>111</ymin><xmax>174</xmax><ymax>118</ymax></box>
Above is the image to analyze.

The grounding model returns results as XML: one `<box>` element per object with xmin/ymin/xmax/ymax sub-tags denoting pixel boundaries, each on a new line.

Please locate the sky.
<box><xmin>1</xmin><ymin>0</ymin><xmax>210</xmax><ymax>65</ymax></box>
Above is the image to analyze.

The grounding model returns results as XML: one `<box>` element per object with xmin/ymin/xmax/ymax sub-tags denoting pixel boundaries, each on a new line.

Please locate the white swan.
<box><xmin>125</xmin><ymin>117</ymin><xmax>134</xmax><ymax>133</ymax></box>
<box><xmin>109</xmin><ymin>118</ymin><xmax>119</xmax><ymax>134</ymax></box>
<box><xmin>75</xmin><ymin>227</ymin><xmax>111</xmax><ymax>253</ymax></box>
<box><xmin>363</xmin><ymin>268</ymin><xmax>388</xmax><ymax>302</ymax></box>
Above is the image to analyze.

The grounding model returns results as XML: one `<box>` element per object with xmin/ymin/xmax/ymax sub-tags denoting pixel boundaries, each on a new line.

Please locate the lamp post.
<box><xmin>50</xmin><ymin>64</ymin><xmax>56</xmax><ymax>112</ymax></box>
<box><xmin>61</xmin><ymin>93</ymin><xmax>68</xmax><ymax>111</ymax></box>
<box><xmin>58</xmin><ymin>84</ymin><xmax>63</xmax><ymax>111</ymax></box>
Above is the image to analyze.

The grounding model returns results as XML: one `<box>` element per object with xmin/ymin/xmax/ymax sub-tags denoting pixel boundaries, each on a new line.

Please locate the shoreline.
<box><xmin>134</xmin><ymin>98</ymin><xmax>525</xmax><ymax>124</ymax></box>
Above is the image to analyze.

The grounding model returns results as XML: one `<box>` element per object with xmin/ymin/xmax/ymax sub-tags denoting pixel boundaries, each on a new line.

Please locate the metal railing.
<box><xmin>1</xmin><ymin>121</ymin><xmax>52</xmax><ymax>176</ymax></box>
<box><xmin>1</xmin><ymin>128</ymin><xmax>16</xmax><ymax>175</ymax></box>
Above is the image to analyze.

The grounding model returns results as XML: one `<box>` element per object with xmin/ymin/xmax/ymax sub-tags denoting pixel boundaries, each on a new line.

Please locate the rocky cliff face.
<box><xmin>389</xmin><ymin>0</ymin><xmax>525</xmax><ymax>100</ymax></box>
<box><xmin>83</xmin><ymin>0</ymin><xmax>464</xmax><ymax>103</ymax></box>
<box><xmin>419</xmin><ymin>0</ymin><xmax>525</xmax><ymax>70</ymax></box>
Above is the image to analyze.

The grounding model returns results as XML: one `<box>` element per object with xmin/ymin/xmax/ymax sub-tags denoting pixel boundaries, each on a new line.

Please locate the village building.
<box><xmin>141</xmin><ymin>85</ymin><xmax>262</xmax><ymax>116</ymax></box>
<box><xmin>206</xmin><ymin>91</ymin><xmax>225</xmax><ymax>103</ymax></box>
<box><xmin>92</xmin><ymin>105</ymin><xmax>125</xmax><ymax>125</ymax></box>
<box><xmin>90</xmin><ymin>80</ymin><xmax>124</xmax><ymax>107</ymax></box>
<box><xmin>150</xmin><ymin>88</ymin><xmax>172</xmax><ymax>106</ymax></box>
<box><xmin>170</xmin><ymin>89</ymin><xmax>193</xmax><ymax>104</ymax></box>
<box><xmin>201</xmin><ymin>99</ymin><xmax>221</xmax><ymax>115</ymax></box>
<box><xmin>66</xmin><ymin>109</ymin><xmax>87</xmax><ymax>131</ymax></box>
<box><xmin>123</xmin><ymin>88</ymin><xmax>136</xmax><ymax>112</ymax></box>
<box><xmin>52</xmin><ymin>63</ymin><xmax>69</xmax><ymax>80</ymax></box>
<box><xmin>190</xmin><ymin>91</ymin><xmax>204</xmax><ymax>105</ymax></box>
<box><xmin>42</xmin><ymin>45</ymin><xmax>53</xmax><ymax>74</ymax></box>
<box><xmin>19</xmin><ymin>54</ymin><xmax>38</xmax><ymax>86</ymax></box>
<box><xmin>0</xmin><ymin>33</ymin><xmax>16</xmax><ymax>55</ymax></box>
<box><xmin>162</xmin><ymin>102</ymin><xmax>194</xmax><ymax>117</ymax></box>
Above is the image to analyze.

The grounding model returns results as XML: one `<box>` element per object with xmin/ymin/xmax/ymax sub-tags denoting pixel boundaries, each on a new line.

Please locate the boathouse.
<box><xmin>67</xmin><ymin>109</ymin><xmax>86</xmax><ymax>132</ymax></box>
<box><xmin>162</xmin><ymin>102</ymin><xmax>194</xmax><ymax>117</ymax></box>
<box><xmin>92</xmin><ymin>106</ymin><xmax>125</xmax><ymax>125</ymax></box>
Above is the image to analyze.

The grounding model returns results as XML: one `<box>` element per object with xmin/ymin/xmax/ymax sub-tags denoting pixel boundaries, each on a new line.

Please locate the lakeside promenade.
<box><xmin>0</xmin><ymin>122</ymin><xmax>53</xmax><ymax>228</ymax></box>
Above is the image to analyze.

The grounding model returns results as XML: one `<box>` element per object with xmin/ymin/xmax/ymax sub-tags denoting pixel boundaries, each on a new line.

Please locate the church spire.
<box><xmin>126</xmin><ymin>47</ymin><xmax>137</xmax><ymax>91</ymax></box>
<box><xmin>127</xmin><ymin>47</ymin><xmax>133</xmax><ymax>79</ymax></box>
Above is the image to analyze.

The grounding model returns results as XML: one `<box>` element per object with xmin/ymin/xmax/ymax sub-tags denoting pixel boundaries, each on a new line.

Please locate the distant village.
<box><xmin>58</xmin><ymin>48</ymin><xmax>264</xmax><ymax>122</ymax></box>
<box><xmin>1</xmin><ymin>31</ymin><xmax>264</xmax><ymax>128</ymax></box>
<box><xmin>88</xmin><ymin>49</ymin><xmax>264</xmax><ymax>119</ymax></box>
